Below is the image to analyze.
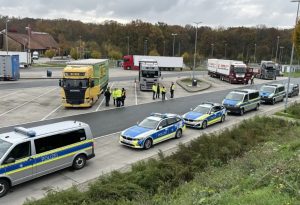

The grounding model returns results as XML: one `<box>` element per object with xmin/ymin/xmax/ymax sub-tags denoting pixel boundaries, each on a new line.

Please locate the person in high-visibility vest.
<box><xmin>161</xmin><ymin>86</ymin><xmax>166</xmax><ymax>101</ymax></box>
<box><xmin>152</xmin><ymin>84</ymin><xmax>157</xmax><ymax>100</ymax></box>
<box><xmin>121</xmin><ymin>88</ymin><xmax>126</xmax><ymax>106</ymax></box>
<box><xmin>112</xmin><ymin>88</ymin><xmax>117</xmax><ymax>106</ymax></box>
<box><xmin>116</xmin><ymin>88</ymin><xmax>122</xmax><ymax>107</ymax></box>
<box><xmin>170</xmin><ymin>82</ymin><xmax>175</xmax><ymax>98</ymax></box>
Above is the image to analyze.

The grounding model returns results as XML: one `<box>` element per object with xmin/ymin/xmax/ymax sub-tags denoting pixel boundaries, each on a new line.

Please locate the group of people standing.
<box><xmin>104</xmin><ymin>87</ymin><xmax>126</xmax><ymax>107</ymax></box>
<box><xmin>152</xmin><ymin>82</ymin><xmax>175</xmax><ymax>101</ymax></box>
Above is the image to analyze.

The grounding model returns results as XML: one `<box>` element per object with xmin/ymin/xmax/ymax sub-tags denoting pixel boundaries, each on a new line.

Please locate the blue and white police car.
<box><xmin>183</xmin><ymin>102</ymin><xmax>226</xmax><ymax>129</ymax></box>
<box><xmin>119</xmin><ymin>113</ymin><xmax>185</xmax><ymax>149</ymax></box>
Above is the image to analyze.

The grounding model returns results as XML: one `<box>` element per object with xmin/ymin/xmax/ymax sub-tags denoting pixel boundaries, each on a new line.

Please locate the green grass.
<box><xmin>276</xmin><ymin>103</ymin><xmax>300</xmax><ymax>119</ymax></box>
<box><xmin>283</xmin><ymin>71</ymin><xmax>300</xmax><ymax>78</ymax></box>
<box><xmin>31</xmin><ymin>63</ymin><xmax>66</xmax><ymax>68</ymax></box>
<box><xmin>24</xmin><ymin>117</ymin><xmax>300</xmax><ymax>205</ymax></box>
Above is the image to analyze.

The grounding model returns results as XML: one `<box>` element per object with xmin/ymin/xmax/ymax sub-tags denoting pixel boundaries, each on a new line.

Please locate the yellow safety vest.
<box><xmin>112</xmin><ymin>90</ymin><xmax>117</xmax><ymax>98</ymax></box>
<box><xmin>171</xmin><ymin>84</ymin><xmax>175</xmax><ymax>91</ymax></box>
<box><xmin>161</xmin><ymin>87</ymin><xmax>166</xmax><ymax>93</ymax></box>
<box><xmin>152</xmin><ymin>85</ymin><xmax>157</xmax><ymax>92</ymax></box>
<box><xmin>116</xmin><ymin>89</ymin><xmax>122</xmax><ymax>98</ymax></box>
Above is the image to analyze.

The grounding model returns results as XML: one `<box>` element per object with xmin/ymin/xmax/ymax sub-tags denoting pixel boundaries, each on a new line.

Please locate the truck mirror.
<box><xmin>90</xmin><ymin>80</ymin><xmax>95</xmax><ymax>88</ymax></box>
<box><xmin>59</xmin><ymin>79</ymin><xmax>62</xmax><ymax>87</ymax></box>
<box><xmin>5</xmin><ymin>157</ymin><xmax>15</xmax><ymax>164</ymax></box>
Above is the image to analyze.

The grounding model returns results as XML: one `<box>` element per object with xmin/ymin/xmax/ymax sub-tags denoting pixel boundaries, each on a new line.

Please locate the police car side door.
<box><xmin>154</xmin><ymin>119</ymin><xmax>169</xmax><ymax>143</ymax></box>
<box><xmin>166</xmin><ymin>118</ymin><xmax>179</xmax><ymax>137</ymax></box>
<box><xmin>3</xmin><ymin>141</ymin><xmax>34</xmax><ymax>185</ymax></box>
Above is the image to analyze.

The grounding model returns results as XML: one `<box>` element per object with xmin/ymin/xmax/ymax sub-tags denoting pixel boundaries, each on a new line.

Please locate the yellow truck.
<box><xmin>59</xmin><ymin>59</ymin><xmax>109</xmax><ymax>107</ymax></box>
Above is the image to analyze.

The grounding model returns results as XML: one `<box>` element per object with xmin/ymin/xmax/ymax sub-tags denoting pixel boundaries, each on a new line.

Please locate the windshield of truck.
<box><xmin>63</xmin><ymin>79</ymin><xmax>89</xmax><ymax>88</ymax></box>
<box><xmin>123</xmin><ymin>58</ymin><xmax>129</xmax><ymax>62</ymax></box>
<box><xmin>234</xmin><ymin>67</ymin><xmax>246</xmax><ymax>73</ymax></box>
<box><xmin>193</xmin><ymin>106</ymin><xmax>211</xmax><ymax>114</ymax></box>
<box><xmin>260</xmin><ymin>86</ymin><xmax>275</xmax><ymax>93</ymax></box>
<box><xmin>139</xmin><ymin>118</ymin><xmax>160</xmax><ymax>129</ymax></box>
<box><xmin>141</xmin><ymin>70</ymin><xmax>159</xmax><ymax>78</ymax></box>
<box><xmin>225</xmin><ymin>92</ymin><xmax>244</xmax><ymax>101</ymax></box>
<box><xmin>0</xmin><ymin>139</ymin><xmax>12</xmax><ymax>160</ymax></box>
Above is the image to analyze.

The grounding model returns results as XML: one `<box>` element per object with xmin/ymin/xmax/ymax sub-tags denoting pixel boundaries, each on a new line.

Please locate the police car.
<box><xmin>119</xmin><ymin>113</ymin><xmax>185</xmax><ymax>149</ymax></box>
<box><xmin>182</xmin><ymin>102</ymin><xmax>226</xmax><ymax>129</ymax></box>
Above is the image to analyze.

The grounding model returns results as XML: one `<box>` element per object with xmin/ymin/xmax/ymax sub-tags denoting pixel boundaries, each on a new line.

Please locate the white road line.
<box><xmin>0</xmin><ymin>87</ymin><xmax>58</xmax><ymax>117</ymax></box>
<box><xmin>1</xmin><ymin>91</ymin><xmax>19</xmax><ymax>98</ymax></box>
<box><xmin>96</xmin><ymin>83</ymin><xmax>115</xmax><ymax>112</ymax></box>
<box><xmin>41</xmin><ymin>105</ymin><xmax>63</xmax><ymax>121</ymax></box>
<box><xmin>134</xmin><ymin>82</ymin><xmax>138</xmax><ymax>105</ymax></box>
<box><xmin>94</xmin><ymin>131</ymin><xmax>121</xmax><ymax>140</ymax></box>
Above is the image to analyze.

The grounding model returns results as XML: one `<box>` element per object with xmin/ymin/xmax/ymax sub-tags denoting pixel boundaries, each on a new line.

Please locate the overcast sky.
<box><xmin>0</xmin><ymin>0</ymin><xmax>298</xmax><ymax>28</ymax></box>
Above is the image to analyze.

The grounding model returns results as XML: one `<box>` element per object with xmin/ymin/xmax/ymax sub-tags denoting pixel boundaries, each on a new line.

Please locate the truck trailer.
<box><xmin>0</xmin><ymin>51</ymin><xmax>31</xmax><ymax>68</ymax></box>
<box><xmin>59</xmin><ymin>59</ymin><xmax>109</xmax><ymax>108</ymax></box>
<box><xmin>207</xmin><ymin>59</ymin><xmax>251</xmax><ymax>84</ymax></box>
<box><xmin>123</xmin><ymin>55</ymin><xmax>183</xmax><ymax>71</ymax></box>
<box><xmin>0</xmin><ymin>55</ymin><xmax>20</xmax><ymax>80</ymax></box>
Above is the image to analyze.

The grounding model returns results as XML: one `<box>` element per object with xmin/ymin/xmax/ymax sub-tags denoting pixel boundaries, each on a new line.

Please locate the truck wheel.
<box><xmin>143</xmin><ymin>138</ymin><xmax>152</xmax><ymax>150</ymax></box>
<box><xmin>175</xmin><ymin>129</ymin><xmax>182</xmax><ymax>139</ymax></box>
<box><xmin>72</xmin><ymin>154</ymin><xmax>87</xmax><ymax>170</ymax></box>
<box><xmin>202</xmin><ymin>120</ymin><xmax>208</xmax><ymax>129</ymax></box>
<box><xmin>0</xmin><ymin>179</ymin><xmax>10</xmax><ymax>198</ymax></box>
<box><xmin>272</xmin><ymin>98</ymin><xmax>276</xmax><ymax>105</ymax></box>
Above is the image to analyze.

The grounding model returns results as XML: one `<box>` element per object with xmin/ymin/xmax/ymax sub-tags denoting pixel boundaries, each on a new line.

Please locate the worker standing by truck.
<box><xmin>121</xmin><ymin>88</ymin><xmax>126</xmax><ymax>106</ymax></box>
<box><xmin>152</xmin><ymin>84</ymin><xmax>157</xmax><ymax>100</ymax></box>
<box><xmin>112</xmin><ymin>88</ymin><xmax>117</xmax><ymax>106</ymax></box>
<box><xmin>170</xmin><ymin>82</ymin><xmax>175</xmax><ymax>98</ymax></box>
<box><xmin>161</xmin><ymin>86</ymin><xmax>166</xmax><ymax>101</ymax></box>
<box><xmin>104</xmin><ymin>87</ymin><xmax>111</xmax><ymax>106</ymax></box>
<box><xmin>116</xmin><ymin>88</ymin><xmax>122</xmax><ymax>107</ymax></box>
<box><xmin>156</xmin><ymin>84</ymin><xmax>161</xmax><ymax>99</ymax></box>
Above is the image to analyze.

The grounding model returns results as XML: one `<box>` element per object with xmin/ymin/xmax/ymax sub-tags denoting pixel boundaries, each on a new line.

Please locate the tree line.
<box><xmin>0</xmin><ymin>16</ymin><xmax>295</xmax><ymax>65</ymax></box>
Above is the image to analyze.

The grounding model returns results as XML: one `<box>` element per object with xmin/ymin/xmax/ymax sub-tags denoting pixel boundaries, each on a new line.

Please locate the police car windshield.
<box><xmin>260</xmin><ymin>86</ymin><xmax>275</xmax><ymax>93</ymax></box>
<box><xmin>226</xmin><ymin>92</ymin><xmax>244</xmax><ymax>101</ymax></box>
<box><xmin>193</xmin><ymin>106</ymin><xmax>211</xmax><ymax>114</ymax></box>
<box><xmin>139</xmin><ymin>118</ymin><xmax>160</xmax><ymax>129</ymax></box>
<box><xmin>0</xmin><ymin>139</ymin><xmax>12</xmax><ymax>159</ymax></box>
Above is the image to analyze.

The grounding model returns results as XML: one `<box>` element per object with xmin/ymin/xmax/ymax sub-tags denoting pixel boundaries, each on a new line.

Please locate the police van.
<box><xmin>260</xmin><ymin>84</ymin><xmax>286</xmax><ymax>104</ymax></box>
<box><xmin>0</xmin><ymin>121</ymin><xmax>95</xmax><ymax>197</ymax></box>
<box><xmin>222</xmin><ymin>89</ymin><xmax>260</xmax><ymax>115</ymax></box>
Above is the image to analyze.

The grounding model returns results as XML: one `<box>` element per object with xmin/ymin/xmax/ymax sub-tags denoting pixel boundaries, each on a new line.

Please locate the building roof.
<box><xmin>3</xmin><ymin>30</ymin><xmax>58</xmax><ymax>50</ymax></box>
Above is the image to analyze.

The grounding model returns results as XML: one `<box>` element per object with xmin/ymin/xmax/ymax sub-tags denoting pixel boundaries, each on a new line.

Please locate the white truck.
<box><xmin>0</xmin><ymin>51</ymin><xmax>31</xmax><ymax>68</ymax></box>
<box><xmin>207</xmin><ymin>59</ymin><xmax>251</xmax><ymax>84</ymax></box>
<box><xmin>138</xmin><ymin>59</ymin><xmax>161</xmax><ymax>91</ymax></box>
<box><xmin>123</xmin><ymin>55</ymin><xmax>183</xmax><ymax>71</ymax></box>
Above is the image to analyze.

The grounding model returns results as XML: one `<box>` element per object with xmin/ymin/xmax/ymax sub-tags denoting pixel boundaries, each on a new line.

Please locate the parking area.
<box><xmin>0</xmin><ymin>68</ymin><xmax>288</xmax><ymax>128</ymax></box>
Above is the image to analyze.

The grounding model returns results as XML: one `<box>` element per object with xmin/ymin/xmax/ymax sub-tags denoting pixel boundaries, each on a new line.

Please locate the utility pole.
<box><xmin>5</xmin><ymin>18</ymin><xmax>9</xmax><ymax>55</ymax></box>
<box><xmin>171</xmin><ymin>33</ymin><xmax>178</xmax><ymax>56</ymax></box>
<box><xmin>275</xmin><ymin>36</ymin><xmax>280</xmax><ymax>63</ymax></box>
<box><xmin>193</xmin><ymin>21</ymin><xmax>202</xmax><ymax>83</ymax></box>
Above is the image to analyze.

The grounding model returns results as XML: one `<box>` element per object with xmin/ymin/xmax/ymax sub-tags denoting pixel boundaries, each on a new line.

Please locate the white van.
<box><xmin>0</xmin><ymin>121</ymin><xmax>95</xmax><ymax>197</ymax></box>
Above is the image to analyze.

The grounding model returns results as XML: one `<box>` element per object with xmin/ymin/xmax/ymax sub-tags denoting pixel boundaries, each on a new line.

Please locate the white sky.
<box><xmin>0</xmin><ymin>0</ymin><xmax>298</xmax><ymax>28</ymax></box>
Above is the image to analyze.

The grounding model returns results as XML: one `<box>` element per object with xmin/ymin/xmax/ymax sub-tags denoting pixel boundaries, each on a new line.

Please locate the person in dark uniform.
<box><xmin>121</xmin><ymin>88</ymin><xmax>126</xmax><ymax>106</ymax></box>
<box><xmin>170</xmin><ymin>82</ymin><xmax>175</xmax><ymax>98</ymax></box>
<box><xmin>104</xmin><ymin>87</ymin><xmax>111</xmax><ymax>106</ymax></box>
<box><xmin>156</xmin><ymin>83</ymin><xmax>160</xmax><ymax>99</ymax></box>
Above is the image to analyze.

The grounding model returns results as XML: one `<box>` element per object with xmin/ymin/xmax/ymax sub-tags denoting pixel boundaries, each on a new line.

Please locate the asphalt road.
<box><xmin>0</xmin><ymin>71</ymin><xmax>203</xmax><ymax>90</ymax></box>
<box><xmin>0</xmin><ymin>78</ymin><xmax>298</xmax><ymax>136</ymax></box>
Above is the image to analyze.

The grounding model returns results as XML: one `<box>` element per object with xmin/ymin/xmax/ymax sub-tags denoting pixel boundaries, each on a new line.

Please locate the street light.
<box><xmin>254</xmin><ymin>43</ymin><xmax>257</xmax><ymax>63</ymax></box>
<box><xmin>275</xmin><ymin>36</ymin><xmax>280</xmax><ymax>63</ymax></box>
<box><xmin>279</xmin><ymin>46</ymin><xmax>284</xmax><ymax>63</ymax></box>
<box><xmin>126</xmin><ymin>36</ymin><xmax>130</xmax><ymax>55</ymax></box>
<box><xmin>171</xmin><ymin>33</ymin><xmax>178</xmax><ymax>56</ymax></box>
<box><xmin>25</xmin><ymin>26</ymin><xmax>31</xmax><ymax>65</ymax></box>
<box><xmin>285</xmin><ymin>0</ymin><xmax>300</xmax><ymax>112</ymax></box>
<box><xmin>5</xmin><ymin>18</ymin><xmax>9</xmax><ymax>55</ymax></box>
<box><xmin>211</xmin><ymin>43</ymin><xmax>214</xmax><ymax>57</ymax></box>
<box><xmin>193</xmin><ymin>21</ymin><xmax>202</xmax><ymax>82</ymax></box>
<box><xmin>144</xmin><ymin>39</ymin><xmax>148</xmax><ymax>55</ymax></box>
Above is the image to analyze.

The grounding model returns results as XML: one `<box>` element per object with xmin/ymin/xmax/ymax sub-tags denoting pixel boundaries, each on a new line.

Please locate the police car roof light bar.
<box><xmin>14</xmin><ymin>127</ymin><xmax>36</xmax><ymax>137</ymax></box>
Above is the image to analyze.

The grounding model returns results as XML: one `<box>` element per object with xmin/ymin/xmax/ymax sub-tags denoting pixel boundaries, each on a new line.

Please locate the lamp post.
<box><xmin>211</xmin><ymin>43</ymin><xmax>214</xmax><ymax>57</ymax></box>
<box><xmin>193</xmin><ymin>21</ymin><xmax>202</xmax><ymax>82</ymax></box>
<box><xmin>275</xmin><ymin>36</ymin><xmax>280</xmax><ymax>63</ymax></box>
<box><xmin>25</xmin><ymin>26</ymin><xmax>31</xmax><ymax>65</ymax></box>
<box><xmin>171</xmin><ymin>33</ymin><xmax>178</xmax><ymax>56</ymax></box>
<box><xmin>279</xmin><ymin>46</ymin><xmax>284</xmax><ymax>63</ymax></box>
<box><xmin>5</xmin><ymin>19</ymin><xmax>9</xmax><ymax>55</ymax></box>
<box><xmin>285</xmin><ymin>0</ymin><xmax>300</xmax><ymax>112</ymax></box>
<box><xmin>254</xmin><ymin>43</ymin><xmax>257</xmax><ymax>63</ymax></box>
<box><xmin>126</xmin><ymin>36</ymin><xmax>130</xmax><ymax>55</ymax></box>
<box><xmin>163</xmin><ymin>40</ymin><xmax>166</xmax><ymax>56</ymax></box>
<box><xmin>144</xmin><ymin>39</ymin><xmax>148</xmax><ymax>55</ymax></box>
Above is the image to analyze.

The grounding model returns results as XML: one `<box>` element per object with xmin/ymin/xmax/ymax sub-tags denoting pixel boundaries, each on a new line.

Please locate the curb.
<box><xmin>176</xmin><ymin>78</ymin><xmax>212</xmax><ymax>93</ymax></box>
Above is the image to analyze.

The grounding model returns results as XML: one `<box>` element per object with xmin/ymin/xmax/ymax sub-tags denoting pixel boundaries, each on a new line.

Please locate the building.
<box><xmin>0</xmin><ymin>29</ymin><xmax>58</xmax><ymax>55</ymax></box>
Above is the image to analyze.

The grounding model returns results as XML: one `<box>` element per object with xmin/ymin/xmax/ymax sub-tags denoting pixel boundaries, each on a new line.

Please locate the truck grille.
<box><xmin>64</xmin><ymin>88</ymin><xmax>86</xmax><ymax>105</ymax></box>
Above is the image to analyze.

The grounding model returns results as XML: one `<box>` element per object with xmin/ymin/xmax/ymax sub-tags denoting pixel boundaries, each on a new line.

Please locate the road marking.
<box><xmin>41</xmin><ymin>105</ymin><xmax>63</xmax><ymax>121</ymax></box>
<box><xmin>94</xmin><ymin>131</ymin><xmax>121</xmax><ymax>140</ymax></box>
<box><xmin>1</xmin><ymin>91</ymin><xmax>19</xmax><ymax>98</ymax></box>
<box><xmin>0</xmin><ymin>87</ymin><xmax>58</xmax><ymax>117</ymax></box>
<box><xmin>134</xmin><ymin>82</ymin><xmax>138</xmax><ymax>105</ymax></box>
<box><xmin>96</xmin><ymin>83</ymin><xmax>115</xmax><ymax>112</ymax></box>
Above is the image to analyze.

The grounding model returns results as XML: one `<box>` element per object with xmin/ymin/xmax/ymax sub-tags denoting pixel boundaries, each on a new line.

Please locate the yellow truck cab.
<box><xmin>59</xmin><ymin>59</ymin><xmax>109</xmax><ymax>107</ymax></box>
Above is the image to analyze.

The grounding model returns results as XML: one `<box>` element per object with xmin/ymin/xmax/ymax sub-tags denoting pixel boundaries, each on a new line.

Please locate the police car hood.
<box><xmin>260</xmin><ymin>91</ymin><xmax>271</xmax><ymax>97</ymax></box>
<box><xmin>183</xmin><ymin>111</ymin><xmax>206</xmax><ymax>120</ymax></box>
<box><xmin>223</xmin><ymin>99</ymin><xmax>240</xmax><ymax>106</ymax></box>
<box><xmin>122</xmin><ymin>125</ymin><xmax>154</xmax><ymax>139</ymax></box>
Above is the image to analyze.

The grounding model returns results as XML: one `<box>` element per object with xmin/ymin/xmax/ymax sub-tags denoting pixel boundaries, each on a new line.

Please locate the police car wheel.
<box><xmin>202</xmin><ymin>121</ymin><xmax>208</xmax><ymax>129</ymax></box>
<box><xmin>0</xmin><ymin>179</ymin><xmax>9</xmax><ymax>198</ymax></box>
<box><xmin>143</xmin><ymin>138</ymin><xmax>152</xmax><ymax>150</ymax></box>
<box><xmin>272</xmin><ymin>98</ymin><xmax>276</xmax><ymax>105</ymax></box>
<box><xmin>240</xmin><ymin>109</ymin><xmax>244</xmax><ymax>116</ymax></box>
<box><xmin>175</xmin><ymin>129</ymin><xmax>182</xmax><ymax>139</ymax></box>
<box><xmin>221</xmin><ymin>115</ymin><xmax>225</xmax><ymax>123</ymax></box>
<box><xmin>72</xmin><ymin>155</ymin><xmax>87</xmax><ymax>170</ymax></box>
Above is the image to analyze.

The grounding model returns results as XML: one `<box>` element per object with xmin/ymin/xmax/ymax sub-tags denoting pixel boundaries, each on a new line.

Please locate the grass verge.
<box><xmin>24</xmin><ymin>117</ymin><xmax>300</xmax><ymax>205</ymax></box>
<box><xmin>276</xmin><ymin>102</ymin><xmax>300</xmax><ymax>119</ymax></box>
<box><xmin>283</xmin><ymin>71</ymin><xmax>300</xmax><ymax>78</ymax></box>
